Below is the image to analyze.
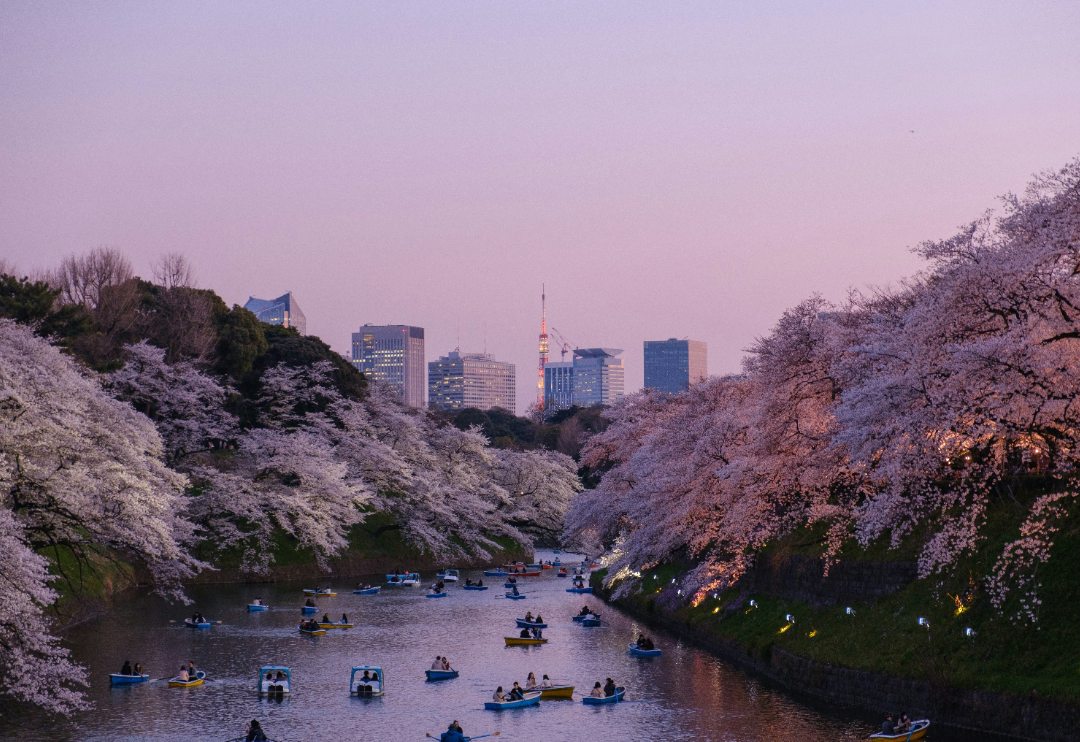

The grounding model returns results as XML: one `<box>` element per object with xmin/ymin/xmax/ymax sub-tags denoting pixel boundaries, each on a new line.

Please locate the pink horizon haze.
<box><xmin>2</xmin><ymin>2</ymin><xmax>1080</xmax><ymax>412</ymax></box>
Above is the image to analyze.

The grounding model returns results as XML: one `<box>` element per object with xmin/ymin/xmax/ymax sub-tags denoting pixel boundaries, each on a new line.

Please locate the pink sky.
<box><xmin>3</xmin><ymin>2</ymin><xmax>1079</xmax><ymax>412</ymax></box>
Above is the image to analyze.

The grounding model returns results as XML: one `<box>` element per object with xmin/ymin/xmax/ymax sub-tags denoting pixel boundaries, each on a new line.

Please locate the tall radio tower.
<box><xmin>536</xmin><ymin>284</ymin><xmax>549</xmax><ymax>410</ymax></box>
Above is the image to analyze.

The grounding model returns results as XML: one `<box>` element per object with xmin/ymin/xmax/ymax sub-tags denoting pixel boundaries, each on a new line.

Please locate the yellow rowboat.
<box><xmin>168</xmin><ymin>677</ymin><xmax>204</xmax><ymax>688</ymax></box>
<box><xmin>869</xmin><ymin>720</ymin><xmax>930</xmax><ymax>741</ymax></box>
<box><xmin>538</xmin><ymin>684</ymin><xmax>574</xmax><ymax>699</ymax></box>
<box><xmin>299</xmin><ymin>627</ymin><xmax>327</xmax><ymax>636</ymax></box>
<box><xmin>317</xmin><ymin>622</ymin><xmax>354</xmax><ymax>629</ymax></box>
<box><xmin>504</xmin><ymin>636</ymin><xmax>548</xmax><ymax>646</ymax></box>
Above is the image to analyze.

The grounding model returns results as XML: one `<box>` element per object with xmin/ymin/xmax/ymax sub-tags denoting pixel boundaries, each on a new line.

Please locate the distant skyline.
<box><xmin>3</xmin><ymin>2</ymin><xmax>1080</xmax><ymax>412</ymax></box>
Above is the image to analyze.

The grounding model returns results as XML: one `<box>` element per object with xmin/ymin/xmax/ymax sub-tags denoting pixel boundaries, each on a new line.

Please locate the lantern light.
<box><xmin>785</xmin><ymin>613</ymin><xmax>795</xmax><ymax>624</ymax></box>
<box><xmin>918</xmin><ymin>616</ymin><xmax>929</xmax><ymax>628</ymax></box>
<box><xmin>964</xmin><ymin>627</ymin><xmax>976</xmax><ymax>638</ymax></box>
<box><xmin>845</xmin><ymin>606</ymin><xmax>855</xmax><ymax>616</ymax></box>
<box><xmin>749</xmin><ymin>599</ymin><xmax>758</xmax><ymax>608</ymax></box>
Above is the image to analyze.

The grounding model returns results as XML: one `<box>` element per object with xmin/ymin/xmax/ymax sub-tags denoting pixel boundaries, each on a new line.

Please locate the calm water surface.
<box><xmin>14</xmin><ymin>552</ymin><xmax>882</xmax><ymax>741</ymax></box>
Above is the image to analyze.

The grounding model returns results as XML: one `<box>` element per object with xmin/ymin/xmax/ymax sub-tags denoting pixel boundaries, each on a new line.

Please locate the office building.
<box><xmin>428</xmin><ymin>350</ymin><xmax>516</xmax><ymax>412</ymax></box>
<box><xmin>351</xmin><ymin>324</ymin><xmax>426</xmax><ymax>407</ymax></box>
<box><xmin>643</xmin><ymin>338</ymin><xmax>708</xmax><ymax>393</ymax></box>
<box><xmin>543</xmin><ymin>361</ymin><xmax>574</xmax><ymax>414</ymax></box>
<box><xmin>571</xmin><ymin>348</ymin><xmax>624</xmax><ymax>407</ymax></box>
<box><xmin>244</xmin><ymin>292</ymin><xmax>306</xmax><ymax>335</ymax></box>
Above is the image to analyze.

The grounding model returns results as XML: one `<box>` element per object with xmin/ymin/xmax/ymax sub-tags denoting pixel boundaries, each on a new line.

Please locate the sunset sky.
<box><xmin>3</xmin><ymin>1</ymin><xmax>1079</xmax><ymax>411</ymax></box>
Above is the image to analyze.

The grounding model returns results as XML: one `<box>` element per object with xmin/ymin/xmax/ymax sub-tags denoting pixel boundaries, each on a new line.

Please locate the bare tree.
<box><xmin>50</xmin><ymin>246</ymin><xmax>134</xmax><ymax>308</ymax></box>
<box><xmin>152</xmin><ymin>252</ymin><xmax>195</xmax><ymax>289</ymax></box>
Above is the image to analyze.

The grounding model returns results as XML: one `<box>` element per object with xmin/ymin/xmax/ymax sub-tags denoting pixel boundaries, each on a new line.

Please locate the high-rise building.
<box><xmin>643</xmin><ymin>338</ymin><xmax>708</xmax><ymax>393</ymax></box>
<box><xmin>428</xmin><ymin>350</ymin><xmax>516</xmax><ymax>412</ymax></box>
<box><xmin>543</xmin><ymin>361</ymin><xmax>574</xmax><ymax>414</ymax></box>
<box><xmin>571</xmin><ymin>348</ymin><xmax>624</xmax><ymax>407</ymax></box>
<box><xmin>244</xmin><ymin>292</ymin><xmax>306</xmax><ymax>335</ymax></box>
<box><xmin>351</xmin><ymin>324</ymin><xmax>426</xmax><ymax>407</ymax></box>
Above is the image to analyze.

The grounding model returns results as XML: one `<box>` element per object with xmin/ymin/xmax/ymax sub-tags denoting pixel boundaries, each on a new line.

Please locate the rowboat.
<box><xmin>299</xmin><ymin>626</ymin><xmax>327</xmax><ymax>636</ymax></box>
<box><xmin>352</xmin><ymin>586</ymin><xmax>380</xmax><ymax>595</ymax></box>
<box><xmin>302</xmin><ymin>588</ymin><xmax>337</xmax><ymax>597</ymax></box>
<box><xmin>483</xmin><ymin>569</ymin><xmax>509</xmax><ymax>577</ymax></box>
<box><xmin>436</xmin><ymin>569</ymin><xmax>460</xmax><ymax>582</ymax></box>
<box><xmin>257</xmin><ymin>665</ymin><xmax>291</xmax><ymax>696</ymax></box>
<box><xmin>505</xmin><ymin>592</ymin><xmax>526</xmax><ymax>600</ymax></box>
<box><xmin>538</xmin><ymin>684</ymin><xmax>574</xmax><ymax>700</ymax></box>
<box><xmin>503</xmin><ymin>581</ymin><xmax>519</xmax><ymax>588</ymax></box>
<box><xmin>301</xmin><ymin>605</ymin><xmax>318</xmax><ymax>614</ymax></box>
<box><xmin>484</xmin><ymin>690</ymin><xmax>542</xmax><ymax>710</ymax></box>
<box><xmin>581</xmin><ymin>617</ymin><xmax>601</xmax><ymax>627</ymax></box>
<box><xmin>385</xmin><ymin>572</ymin><xmax>420</xmax><ymax>586</ymax></box>
<box><xmin>426</xmin><ymin>592</ymin><xmax>448</xmax><ymax>599</ymax></box>
<box><xmin>246</xmin><ymin>603</ymin><xmax>269</xmax><ymax>612</ymax></box>
<box><xmin>462</xmin><ymin>584</ymin><xmax>489</xmax><ymax>591</ymax></box>
<box><xmin>425</xmin><ymin>669</ymin><xmax>459</xmax><ymax>682</ymax></box>
<box><xmin>566</xmin><ymin>587</ymin><xmax>593</xmax><ymax>594</ymax></box>
<box><xmin>541</xmin><ymin>564</ymin><xmax>553</xmax><ymax>569</ymax></box>
<box><xmin>627</xmin><ymin>643</ymin><xmax>662</xmax><ymax>657</ymax></box>
<box><xmin>184</xmin><ymin>618</ymin><xmax>212</xmax><ymax>629</ymax></box>
<box><xmin>583</xmin><ymin>687</ymin><xmax>625</xmax><ymax>705</ymax></box>
<box><xmin>526</xmin><ymin>563</ymin><xmax>543</xmax><ymax>569</ymax></box>
<box><xmin>504</xmin><ymin>636</ymin><xmax>547</xmax><ymax>646</ymax></box>
<box><xmin>316</xmin><ymin>622</ymin><xmax>354</xmax><ymax>629</ymax></box>
<box><xmin>109</xmin><ymin>673</ymin><xmax>150</xmax><ymax>686</ymax></box>
<box><xmin>349</xmin><ymin>665</ymin><xmax>384</xmax><ymax>697</ymax></box>
<box><xmin>572</xmin><ymin>613</ymin><xmax>599</xmax><ymax>623</ymax></box>
<box><xmin>515</xmin><ymin>619</ymin><xmax>548</xmax><ymax>629</ymax></box>
<box><xmin>557</xmin><ymin>571</ymin><xmax>568</xmax><ymax>577</ymax></box>
<box><xmin>868</xmin><ymin>720</ymin><xmax>931</xmax><ymax>740</ymax></box>
<box><xmin>510</xmin><ymin>570</ymin><xmax>541</xmax><ymax>577</ymax></box>
<box><xmin>168</xmin><ymin>671</ymin><xmax>206</xmax><ymax>688</ymax></box>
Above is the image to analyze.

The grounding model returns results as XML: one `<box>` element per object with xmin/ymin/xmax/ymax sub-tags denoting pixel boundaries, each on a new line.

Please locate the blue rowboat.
<box><xmin>581</xmin><ymin>617</ymin><xmax>601</xmax><ymax>627</ymax></box>
<box><xmin>627</xmin><ymin>643</ymin><xmax>662</xmax><ymax>657</ymax></box>
<box><xmin>484</xmin><ymin>690</ymin><xmax>541</xmax><ymax>710</ymax></box>
<box><xmin>462</xmin><ymin>584</ymin><xmax>489</xmax><ymax>591</ymax></box>
<box><xmin>572</xmin><ymin>613</ymin><xmax>600</xmax><ymax>623</ymax></box>
<box><xmin>352</xmin><ymin>586</ymin><xmax>380</xmax><ymax>595</ymax></box>
<box><xmin>483</xmin><ymin>569</ymin><xmax>509</xmax><ymax>577</ymax></box>
<box><xmin>515</xmin><ymin>619</ymin><xmax>548</xmax><ymax>629</ymax></box>
<box><xmin>109</xmin><ymin>673</ymin><xmax>149</xmax><ymax>686</ymax></box>
<box><xmin>425</xmin><ymin>669</ymin><xmax>459</xmax><ymax>682</ymax></box>
<box><xmin>301</xmin><ymin>605</ymin><xmax>318</xmax><ymax>614</ymax></box>
<box><xmin>247</xmin><ymin>603</ymin><xmax>269</xmax><ymax>612</ymax></box>
<box><xmin>184</xmin><ymin>618</ymin><xmax>212</xmax><ymax>629</ymax></box>
<box><xmin>566</xmin><ymin>587</ymin><xmax>593</xmax><ymax>594</ymax></box>
<box><xmin>426</xmin><ymin>592</ymin><xmax>448</xmax><ymax>598</ymax></box>
<box><xmin>505</xmin><ymin>593</ymin><xmax>526</xmax><ymax>600</ymax></box>
<box><xmin>553</xmin><ymin>549</ymin><xmax>562</xmax><ymax>554</ymax></box>
<box><xmin>557</xmin><ymin>572</ymin><xmax>568</xmax><ymax>578</ymax></box>
<box><xmin>583</xmin><ymin>687</ymin><xmax>625</xmax><ymax>705</ymax></box>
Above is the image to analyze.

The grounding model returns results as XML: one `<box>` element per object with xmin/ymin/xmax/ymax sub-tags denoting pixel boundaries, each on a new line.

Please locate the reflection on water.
<box><xmin>13</xmin><ymin>552</ymin><xmax>876</xmax><ymax>741</ymax></box>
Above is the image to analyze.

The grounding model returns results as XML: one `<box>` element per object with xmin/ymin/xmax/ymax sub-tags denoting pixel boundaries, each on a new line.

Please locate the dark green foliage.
<box><xmin>0</xmin><ymin>274</ymin><xmax>92</xmax><ymax>341</ymax></box>
<box><xmin>214</xmin><ymin>305</ymin><xmax>268</xmax><ymax>380</ymax></box>
<box><xmin>437</xmin><ymin>404</ymin><xmax>611</xmax><ymax>460</ymax></box>
<box><xmin>253</xmin><ymin>324</ymin><xmax>366</xmax><ymax>400</ymax></box>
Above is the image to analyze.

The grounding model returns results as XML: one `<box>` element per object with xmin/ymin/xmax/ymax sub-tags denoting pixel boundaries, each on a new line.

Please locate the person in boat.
<box><xmin>341</xmin><ymin>613</ymin><xmax>349</xmax><ymax>623</ymax></box>
<box><xmin>541</xmin><ymin>674</ymin><xmax>552</xmax><ymax>688</ymax></box>
<box><xmin>133</xmin><ymin>662</ymin><xmax>143</xmax><ymax>675</ymax></box>
<box><xmin>440</xmin><ymin>720</ymin><xmax>466</xmax><ymax>742</ymax></box>
<box><xmin>355</xmin><ymin>670</ymin><xmax>370</xmax><ymax>693</ymax></box>
<box><xmin>584</xmin><ymin>612</ymin><xmax>598</xmax><ymax>621</ymax></box>
<box><xmin>535</xmin><ymin>613</ymin><xmax>544</xmax><ymax>624</ymax></box>
<box><xmin>579</xmin><ymin>605</ymin><xmax>591</xmax><ymax>616</ymax></box>
<box><xmin>465</xmin><ymin>578</ymin><xmax>473</xmax><ymax>587</ymax></box>
<box><xmin>432</xmin><ymin>656</ymin><xmax>444</xmax><ymax>671</ymax></box>
<box><xmin>492</xmin><ymin>686</ymin><xmax>506</xmax><ymax>702</ymax></box>
<box><xmin>275</xmin><ymin>670</ymin><xmax>287</xmax><ymax>685</ymax></box>
<box><xmin>120</xmin><ymin>660</ymin><xmax>132</xmax><ymax>676</ymax></box>
<box><xmin>604</xmin><ymin>677</ymin><xmax>617</xmax><ymax>697</ymax></box>
<box><xmin>897</xmin><ymin>713</ymin><xmax>911</xmax><ymax>733</ymax></box>
<box><xmin>368</xmin><ymin>670</ymin><xmax>380</xmax><ymax>691</ymax></box>
<box><xmin>531</xmin><ymin>627</ymin><xmax>543</xmax><ymax>639</ymax></box>
<box><xmin>304</xmin><ymin>598</ymin><xmax>315</xmax><ymax>607</ymax></box>
<box><xmin>187</xmin><ymin>660</ymin><xmax>197</xmax><ymax>678</ymax></box>
<box><xmin>245</xmin><ymin>720</ymin><xmax>268</xmax><ymax>742</ymax></box>
<box><xmin>526</xmin><ymin>671</ymin><xmax>537</xmax><ymax>688</ymax></box>
<box><xmin>519</xmin><ymin>628</ymin><xmax>531</xmax><ymax>639</ymax></box>
<box><xmin>252</xmin><ymin>598</ymin><xmax>262</xmax><ymax>606</ymax></box>
<box><xmin>524</xmin><ymin>611</ymin><xmax>534</xmax><ymax>623</ymax></box>
<box><xmin>476</xmin><ymin>578</ymin><xmax>484</xmax><ymax>587</ymax></box>
<box><xmin>509</xmin><ymin>681</ymin><xmax>524</xmax><ymax>700</ymax></box>
<box><xmin>880</xmin><ymin>715</ymin><xmax>896</xmax><ymax>734</ymax></box>
<box><xmin>590</xmin><ymin>681</ymin><xmax>604</xmax><ymax>698</ymax></box>
<box><xmin>511</xmin><ymin>585</ymin><xmax>520</xmax><ymax>596</ymax></box>
<box><xmin>263</xmin><ymin>672</ymin><xmax>274</xmax><ymax>691</ymax></box>
<box><xmin>322</xmin><ymin>613</ymin><xmax>331</xmax><ymax>624</ymax></box>
<box><xmin>441</xmin><ymin>657</ymin><xmax>452</xmax><ymax>671</ymax></box>
<box><xmin>177</xmin><ymin>666</ymin><xmax>190</xmax><ymax>682</ymax></box>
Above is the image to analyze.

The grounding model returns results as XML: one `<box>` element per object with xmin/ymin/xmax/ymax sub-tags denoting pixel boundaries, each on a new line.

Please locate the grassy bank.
<box><xmin>601</xmin><ymin>498</ymin><xmax>1080</xmax><ymax>703</ymax></box>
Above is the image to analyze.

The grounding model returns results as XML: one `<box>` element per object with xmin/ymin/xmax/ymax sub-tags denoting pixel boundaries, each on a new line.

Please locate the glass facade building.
<box><xmin>428</xmin><ymin>351</ymin><xmax>516</xmax><ymax>412</ymax></box>
<box><xmin>543</xmin><ymin>361</ymin><xmax>575</xmax><ymax>414</ymax></box>
<box><xmin>351</xmin><ymin>324</ymin><xmax>426</xmax><ymax>407</ymax></box>
<box><xmin>571</xmin><ymin>348</ymin><xmax>624</xmax><ymax>407</ymax></box>
<box><xmin>243</xmin><ymin>292</ymin><xmax>307</xmax><ymax>335</ymax></box>
<box><xmin>643</xmin><ymin>338</ymin><xmax>708</xmax><ymax>393</ymax></box>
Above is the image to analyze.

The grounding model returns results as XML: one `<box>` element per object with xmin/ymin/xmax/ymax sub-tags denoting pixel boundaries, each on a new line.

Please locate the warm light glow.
<box><xmin>712</xmin><ymin>607</ymin><xmax>720</xmax><ymax>614</ymax></box>
<box><xmin>777</xmin><ymin>623</ymin><xmax>792</xmax><ymax>634</ymax></box>
<box><xmin>808</xmin><ymin>629</ymin><xmax>818</xmax><ymax>638</ymax></box>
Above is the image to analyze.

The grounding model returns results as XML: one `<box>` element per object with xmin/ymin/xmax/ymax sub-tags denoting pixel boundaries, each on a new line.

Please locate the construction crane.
<box><xmin>549</xmin><ymin>327</ymin><xmax>577</xmax><ymax>361</ymax></box>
